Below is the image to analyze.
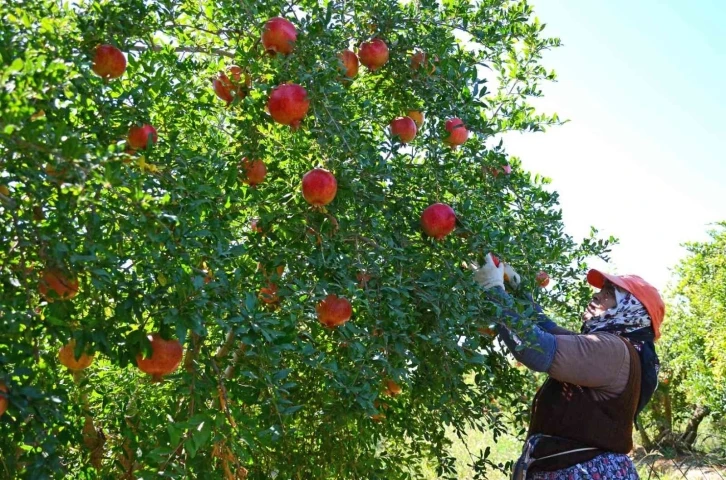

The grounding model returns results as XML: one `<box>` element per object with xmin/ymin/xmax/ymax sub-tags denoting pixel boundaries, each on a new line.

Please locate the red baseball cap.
<box><xmin>586</xmin><ymin>269</ymin><xmax>666</xmax><ymax>340</ymax></box>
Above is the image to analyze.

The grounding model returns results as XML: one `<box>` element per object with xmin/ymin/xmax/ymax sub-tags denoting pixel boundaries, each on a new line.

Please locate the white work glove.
<box><xmin>502</xmin><ymin>263</ymin><xmax>521</xmax><ymax>289</ymax></box>
<box><xmin>468</xmin><ymin>253</ymin><xmax>522</xmax><ymax>290</ymax></box>
<box><xmin>468</xmin><ymin>253</ymin><xmax>505</xmax><ymax>290</ymax></box>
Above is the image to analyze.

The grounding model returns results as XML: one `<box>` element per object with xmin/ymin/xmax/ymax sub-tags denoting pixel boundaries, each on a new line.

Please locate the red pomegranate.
<box><xmin>420</xmin><ymin>203</ymin><xmax>456</xmax><ymax>240</ymax></box>
<box><xmin>251</xmin><ymin>218</ymin><xmax>263</xmax><ymax>234</ymax></box>
<box><xmin>357</xmin><ymin>271</ymin><xmax>372</xmax><ymax>288</ymax></box>
<box><xmin>390</xmin><ymin>116</ymin><xmax>417</xmax><ymax>143</ymax></box>
<box><xmin>212</xmin><ymin>65</ymin><xmax>250</xmax><ymax>104</ymax></box>
<box><xmin>39</xmin><ymin>268</ymin><xmax>79</xmax><ymax>302</ymax></box>
<box><xmin>358</xmin><ymin>38</ymin><xmax>389</xmax><ymax>71</ymax></box>
<box><xmin>91</xmin><ymin>44</ymin><xmax>126</xmax><ymax>79</ymax></box>
<box><xmin>0</xmin><ymin>383</ymin><xmax>8</xmax><ymax>417</ymax></box>
<box><xmin>259</xmin><ymin>283</ymin><xmax>280</xmax><ymax>305</ymax></box>
<box><xmin>491</xmin><ymin>254</ymin><xmax>501</xmax><ymax>267</ymax></box>
<box><xmin>339</xmin><ymin>50</ymin><xmax>359</xmax><ymax>78</ymax></box>
<box><xmin>267</xmin><ymin>83</ymin><xmax>310</xmax><ymax>129</ymax></box>
<box><xmin>302</xmin><ymin>168</ymin><xmax>337</xmax><ymax>207</ymax></box>
<box><xmin>410</xmin><ymin>50</ymin><xmax>436</xmax><ymax>74</ymax></box>
<box><xmin>127</xmin><ymin>124</ymin><xmax>158</xmax><ymax>150</ymax></box>
<box><xmin>261</xmin><ymin>17</ymin><xmax>297</xmax><ymax>55</ymax></box>
<box><xmin>240</xmin><ymin>158</ymin><xmax>267</xmax><ymax>187</ymax></box>
<box><xmin>536</xmin><ymin>271</ymin><xmax>550</xmax><ymax>288</ymax></box>
<box><xmin>444</xmin><ymin>118</ymin><xmax>468</xmax><ymax>148</ymax></box>
<box><xmin>316</xmin><ymin>294</ymin><xmax>352</xmax><ymax>327</ymax></box>
<box><xmin>135</xmin><ymin>333</ymin><xmax>184</xmax><ymax>381</ymax></box>
<box><xmin>59</xmin><ymin>340</ymin><xmax>94</xmax><ymax>371</ymax></box>
<box><xmin>383</xmin><ymin>378</ymin><xmax>402</xmax><ymax>397</ymax></box>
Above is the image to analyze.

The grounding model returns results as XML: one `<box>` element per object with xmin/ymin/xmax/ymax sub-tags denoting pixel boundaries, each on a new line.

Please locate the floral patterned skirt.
<box><xmin>529</xmin><ymin>452</ymin><xmax>639</xmax><ymax>479</ymax></box>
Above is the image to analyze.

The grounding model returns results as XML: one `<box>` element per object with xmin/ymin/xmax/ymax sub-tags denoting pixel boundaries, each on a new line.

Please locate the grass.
<box><xmin>419</xmin><ymin>426</ymin><xmax>522</xmax><ymax>480</ymax></box>
<box><xmin>417</xmin><ymin>423</ymin><xmax>726</xmax><ymax>480</ymax></box>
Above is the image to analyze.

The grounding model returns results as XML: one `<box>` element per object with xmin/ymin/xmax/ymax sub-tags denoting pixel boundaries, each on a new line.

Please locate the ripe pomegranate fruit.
<box><xmin>59</xmin><ymin>340</ymin><xmax>94</xmax><ymax>371</ymax></box>
<box><xmin>213</xmin><ymin>65</ymin><xmax>250</xmax><ymax>104</ymax></box>
<box><xmin>478</xmin><ymin>326</ymin><xmax>496</xmax><ymax>336</ymax></box>
<box><xmin>358</xmin><ymin>38</ymin><xmax>389</xmax><ymax>71</ymax></box>
<box><xmin>316</xmin><ymin>294</ymin><xmax>352</xmax><ymax>328</ymax></box>
<box><xmin>39</xmin><ymin>268</ymin><xmax>79</xmax><ymax>302</ymax></box>
<box><xmin>127</xmin><ymin>124</ymin><xmax>158</xmax><ymax>150</ymax></box>
<box><xmin>262</xmin><ymin>17</ymin><xmax>297</xmax><ymax>55</ymax></box>
<box><xmin>410</xmin><ymin>50</ymin><xmax>436</xmax><ymax>74</ymax></box>
<box><xmin>444</xmin><ymin>117</ymin><xmax>468</xmax><ymax>147</ymax></box>
<box><xmin>135</xmin><ymin>333</ymin><xmax>184</xmax><ymax>381</ymax></box>
<box><xmin>302</xmin><ymin>168</ymin><xmax>337</xmax><ymax>207</ymax></box>
<box><xmin>259</xmin><ymin>283</ymin><xmax>280</xmax><ymax>305</ymax></box>
<box><xmin>251</xmin><ymin>218</ymin><xmax>263</xmax><ymax>234</ymax></box>
<box><xmin>339</xmin><ymin>50</ymin><xmax>359</xmax><ymax>79</ymax></box>
<box><xmin>91</xmin><ymin>44</ymin><xmax>126</xmax><ymax>79</ymax></box>
<box><xmin>420</xmin><ymin>203</ymin><xmax>456</xmax><ymax>240</ymax></box>
<box><xmin>536</xmin><ymin>271</ymin><xmax>550</xmax><ymax>288</ymax></box>
<box><xmin>240</xmin><ymin>158</ymin><xmax>267</xmax><ymax>187</ymax></box>
<box><xmin>370</xmin><ymin>413</ymin><xmax>386</xmax><ymax>422</ymax></box>
<box><xmin>384</xmin><ymin>379</ymin><xmax>402</xmax><ymax>397</ymax></box>
<box><xmin>0</xmin><ymin>383</ymin><xmax>8</xmax><ymax>417</ymax></box>
<box><xmin>357</xmin><ymin>271</ymin><xmax>372</xmax><ymax>288</ymax></box>
<box><xmin>407</xmin><ymin>110</ymin><xmax>424</xmax><ymax>128</ymax></box>
<box><xmin>267</xmin><ymin>83</ymin><xmax>310</xmax><ymax>130</ymax></box>
<box><xmin>390</xmin><ymin>116</ymin><xmax>417</xmax><ymax>143</ymax></box>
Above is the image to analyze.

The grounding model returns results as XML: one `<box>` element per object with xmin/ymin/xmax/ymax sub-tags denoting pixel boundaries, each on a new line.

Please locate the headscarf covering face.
<box><xmin>581</xmin><ymin>286</ymin><xmax>652</xmax><ymax>336</ymax></box>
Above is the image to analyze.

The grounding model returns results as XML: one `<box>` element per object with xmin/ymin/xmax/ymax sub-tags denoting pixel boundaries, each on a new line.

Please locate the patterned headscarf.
<box><xmin>581</xmin><ymin>287</ymin><xmax>652</xmax><ymax>336</ymax></box>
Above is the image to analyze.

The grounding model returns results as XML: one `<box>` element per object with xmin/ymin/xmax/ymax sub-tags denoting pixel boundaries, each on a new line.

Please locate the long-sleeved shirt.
<box><xmin>491</xmin><ymin>287</ymin><xmax>631</xmax><ymax>401</ymax></box>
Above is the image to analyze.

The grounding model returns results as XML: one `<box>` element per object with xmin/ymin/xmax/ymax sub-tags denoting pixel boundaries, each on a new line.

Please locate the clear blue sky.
<box><xmin>501</xmin><ymin>0</ymin><xmax>726</xmax><ymax>291</ymax></box>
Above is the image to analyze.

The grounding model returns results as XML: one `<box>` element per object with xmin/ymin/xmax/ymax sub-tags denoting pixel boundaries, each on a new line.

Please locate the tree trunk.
<box><xmin>679</xmin><ymin>404</ymin><xmax>710</xmax><ymax>449</ymax></box>
<box><xmin>638</xmin><ymin>424</ymin><xmax>654</xmax><ymax>451</ymax></box>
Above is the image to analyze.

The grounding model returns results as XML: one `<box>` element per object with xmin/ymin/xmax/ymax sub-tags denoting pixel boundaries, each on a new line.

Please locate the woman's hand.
<box><xmin>469</xmin><ymin>253</ymin><xmax>505</xmax><ymax>290</ymax></box>
<box><xmin>469</xmin><ymin>253</ymin><xmax>521</xmax><ymax>290</ymax></box>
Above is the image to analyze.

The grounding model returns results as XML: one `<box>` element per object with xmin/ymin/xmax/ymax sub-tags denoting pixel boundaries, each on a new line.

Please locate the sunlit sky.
<box><xmin>498</xmin><ymin>0</ymin><xmax>726</xmax><ymax>292</ymax></box>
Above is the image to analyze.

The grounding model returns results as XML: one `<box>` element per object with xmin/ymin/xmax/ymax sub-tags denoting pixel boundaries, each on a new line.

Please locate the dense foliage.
<box><xmin>0</xmin><ymin>0</ymin><xmax>611</xmax><ymax>478</ymax></box>
<box><xmin>641</xmin><ymin>223</ymin><xmax>726</xmax><ymax>451</ymax></box>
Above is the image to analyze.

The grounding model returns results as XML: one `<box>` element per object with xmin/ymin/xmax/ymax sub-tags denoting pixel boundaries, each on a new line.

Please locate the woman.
<box><xmin>471</xmin><ymin>254</ymin><xmax>665</xmax><ymax>480</ymax></box>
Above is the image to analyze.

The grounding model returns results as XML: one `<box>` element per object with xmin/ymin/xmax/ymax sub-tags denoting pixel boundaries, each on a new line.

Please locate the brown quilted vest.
<box><xmin>527</xmin><ymin>337</ymin><xmax>642</xmax><ymax>472</ymax></box>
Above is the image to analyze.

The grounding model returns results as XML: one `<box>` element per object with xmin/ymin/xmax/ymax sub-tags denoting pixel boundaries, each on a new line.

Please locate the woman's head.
<box><xmin>585</xmin><ymin>269</ymin><xmax>665</xmax><ymax>339</ymax></box>
<box><xmin>582</xmin><ymin>281</ymin><xmax>617</xmax><ymax>322</ymax></box>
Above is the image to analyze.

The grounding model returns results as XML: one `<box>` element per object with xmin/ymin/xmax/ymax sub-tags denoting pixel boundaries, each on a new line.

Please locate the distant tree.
<box><xmin>641</xmin><ymin>223</ymin><xmax>726</xmax><ymax>452</ymax></box>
